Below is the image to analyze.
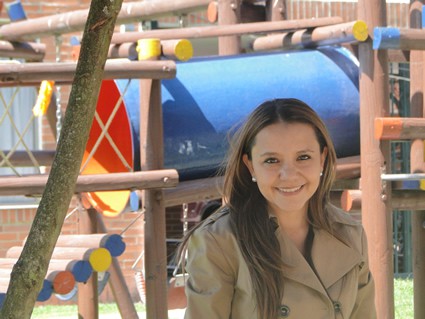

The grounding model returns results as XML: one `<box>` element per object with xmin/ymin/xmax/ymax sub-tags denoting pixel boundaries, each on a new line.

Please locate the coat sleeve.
<box><xmin>351</xmin><ymin>228</ymin><xmax>377</xmax><ymax>318</ymax></box>
<box><xmin>184</xmin><ymin>226</ymin><xmax>235</xmax><ymax>319</ymax></box>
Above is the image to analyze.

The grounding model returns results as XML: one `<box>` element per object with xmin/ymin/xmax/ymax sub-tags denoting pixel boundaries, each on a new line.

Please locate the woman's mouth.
<box><xmin>277</xmin><ymin>185</ymin><xmax>303</xmax><ymax>193</ymax></box>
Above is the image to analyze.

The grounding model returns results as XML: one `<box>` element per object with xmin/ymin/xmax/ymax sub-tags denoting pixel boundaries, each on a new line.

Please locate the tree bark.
<box><xmin>0</xmin><ymin>1</ymin><xmax>123</xmax><ymax>318</ymax></box>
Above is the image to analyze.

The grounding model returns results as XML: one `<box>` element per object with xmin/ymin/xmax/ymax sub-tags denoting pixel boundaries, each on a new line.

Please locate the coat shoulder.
<box><xmin>195</xmin><ymin>207</ymin><xmax>233</xmax><ymax>234</ymax></box>
<box><xmin>326</xmin><ymin>203</ymin><xmax>361</xmax><ymax>227</ymax></box>
<box><xmin>326</xmin><ymin>204</ymin><xmax>365</xmax><ymax>253</ymax></box>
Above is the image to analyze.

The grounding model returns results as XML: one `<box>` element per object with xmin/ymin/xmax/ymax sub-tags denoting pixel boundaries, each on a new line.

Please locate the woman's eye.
<box><xmin>264</xmin><ymin>158</ymin><xmax>279</xmax><ymax>164</ymax></box>
<box><xmin>298</xmin><ymin>154</ymin><xmax>311</xmax><ymax>161</ymax></box>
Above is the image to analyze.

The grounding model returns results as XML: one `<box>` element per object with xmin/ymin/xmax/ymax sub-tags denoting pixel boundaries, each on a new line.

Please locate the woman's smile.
<box><xmin>276</xmin><ymin>185</ymin><xmax>303</xmax><ymax>193</ymax></box>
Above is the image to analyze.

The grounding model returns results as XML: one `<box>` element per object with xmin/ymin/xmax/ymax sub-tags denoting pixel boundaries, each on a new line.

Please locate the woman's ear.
<box><xmin>320</xmin><ymin>146</ymin><xmax>328</xmax><ymax>170</ymax></box>
<box><xmin>242</xmin><ymin>154</ymin><xmax>254</xmax><ymax>175</ymax></box>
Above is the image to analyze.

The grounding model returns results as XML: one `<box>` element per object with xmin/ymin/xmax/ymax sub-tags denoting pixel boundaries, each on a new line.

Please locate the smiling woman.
<box><xmin>178</xmin><ymin>98</ymin><xmax>376</xmax><ymax>319</ymax></box>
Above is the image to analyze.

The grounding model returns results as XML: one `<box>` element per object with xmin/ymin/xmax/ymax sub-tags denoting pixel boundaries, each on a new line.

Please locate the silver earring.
<box><xmin>252</xmin><ymin>176</ymin><xmax>257</xmax><ymax>182</ymax></box>
<box><xmin>320</xmin><ymin>172</ymin><xmax>323</xmax><ymax>177</ymax></box>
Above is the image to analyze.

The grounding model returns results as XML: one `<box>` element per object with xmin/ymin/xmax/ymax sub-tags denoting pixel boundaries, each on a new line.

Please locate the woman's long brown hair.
<box><xmin>178</xmin><ymin>98</ymin><xmax>338</xmax><ymax>318</ymax></box>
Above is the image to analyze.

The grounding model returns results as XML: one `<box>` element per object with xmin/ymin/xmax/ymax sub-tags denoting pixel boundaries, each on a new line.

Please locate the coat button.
<box><xmin>279</xmin><ymin>305</ymin><xmax>290</xmax><ymax>317</ymax></box>
<box><xmin>333</xmin><ymin>301</ymin><xmax>342</xmax><ymax>313</ymax></box>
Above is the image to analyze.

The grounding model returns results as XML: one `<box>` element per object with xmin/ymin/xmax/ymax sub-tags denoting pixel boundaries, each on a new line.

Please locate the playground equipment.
<box><xmin>83</xmin><ymin>46</ymin><xmax>361</xmax><ymax>216</ymax></box>
<box><xmin>0</xmin><ymin>1</ymin><xmax>424</xmax><ymax>318</ymax></box>
<box><xmin>0</xmin><ymin>233</ymin><xmax>126</xmax><ymax>305</ymax></box>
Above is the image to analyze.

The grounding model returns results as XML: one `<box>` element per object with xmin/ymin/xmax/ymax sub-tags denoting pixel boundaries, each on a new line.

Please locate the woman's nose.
<box><xmin>279</xmin><ymin>163</ymin><xmax>297</xmax><ymax>179</ymax></box>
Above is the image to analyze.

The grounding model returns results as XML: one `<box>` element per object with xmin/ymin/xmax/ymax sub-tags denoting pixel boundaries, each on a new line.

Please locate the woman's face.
<box><xmin>243</xmin><ymin>121</ymin><xmax>327</xmax><ymax>218</ymax></box>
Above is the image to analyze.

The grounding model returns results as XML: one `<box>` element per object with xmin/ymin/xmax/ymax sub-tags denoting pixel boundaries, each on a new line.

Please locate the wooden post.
<box><xmin>410</xmin><ymin>141</ymin><xmax>425</xmax><ymax>319</ymax></box>
<box><xmin>358</xmin><ymin>1</ymin><xmax>394</xmax><ymax>318</ymax></box>
<box><xmin>139</xmin><ymin>40</ymin><xmax>168</xmax><ymax>317</ymax></box>
<box><xmin>265</xmin><ymin>0</ymin><xmax>285</xmax><ymax>21</ymax></box>
<box><xmin>409</xmin><ymin>3</ymin><xmax>425</xmax><ymax>318</ymax></box>
<box><xmin>77</xmin><ymin>208</ymin><xmax>99</xmax><ymax>319</ymax></box>
<box><xmin>218</xmin><ymin>0</ymin><xmax>241</xmax><ymax>55</ymax></box>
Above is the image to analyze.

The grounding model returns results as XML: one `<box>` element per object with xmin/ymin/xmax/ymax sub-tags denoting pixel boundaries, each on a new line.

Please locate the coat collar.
<box><xmin>275</xmin><ymin>205</ymin><xmax>363</xmax><ymax>297</ymax></box>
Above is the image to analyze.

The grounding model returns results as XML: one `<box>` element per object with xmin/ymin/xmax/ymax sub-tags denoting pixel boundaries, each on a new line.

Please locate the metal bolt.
<box><xmin>163</xmin><ymin>177</ymin><xmax>169</xmax><ymax>183</ymax></box>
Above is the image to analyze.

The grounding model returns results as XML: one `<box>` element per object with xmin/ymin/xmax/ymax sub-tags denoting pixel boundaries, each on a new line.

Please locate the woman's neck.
<box><xmin>276</xmin><ymin>212</ymin><xmax>310</xmax><ymax>256</ymax></box>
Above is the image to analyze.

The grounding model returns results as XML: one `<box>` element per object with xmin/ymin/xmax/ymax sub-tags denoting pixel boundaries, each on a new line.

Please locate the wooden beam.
<box><xmin>0</xmin><ymin>41</ymin><xmax>45</xmax><ymax>61</ymax></box>
<box><xmin>109</xmin><ymin>16</ymin><xmax>344</xmax><ymax>44</ymax></box>
<box><xmin>0</xmin><ymin>0</ymin><xmax>211</xmax><ymax>41</ymax></box>
<box><xmin>164</xmin><ymin>176</ymin><xmax>223</xmax><ymax>207</ymax></box>
<box><xmin>0</xmin><ymin>169</ymin><xmax>178</xmax><ymax>196</ymax></box>
<box><xmin>163</xmin><ymin>157</ymin><xmax>360</xmax><ymax>207</ymax></box>
<box><xmin>374</xmin><ymin>27</ymin><xmax>425</xmax><ymax>50</ymax></box>
<box><xmin>375</xmin><ymin>117</ymin><xmax>425</xmax><ymax>140</ymax></box>
<box><xmin>253</xmin><ymin>20</ymin><xmax>368</xmax><ymax>51</ymax></box>
<box><xmin>0</xmin><ymin>60</ymin><xmax>176</xmax><ymax>86</ymax></box>
<box><xmin>6</xmin><ymin>246</ymin><xmax>111</xmax><ymax>272</ymax></box>
<box><xmin>108</xmin><ymin>39</ymin><xmax>194</xmax><ymax>61</ymax></box>
<box><xmin>341</xmin><ymin>189</ymin><xmax>425</xmax><ymax>211</ymax></box>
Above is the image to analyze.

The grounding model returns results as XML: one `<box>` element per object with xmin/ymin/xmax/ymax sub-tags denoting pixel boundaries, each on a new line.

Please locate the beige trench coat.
<box><xmin>184</xmin><ymin>204</ymin><xmax>376</xmax><ymax>319</ymax></box>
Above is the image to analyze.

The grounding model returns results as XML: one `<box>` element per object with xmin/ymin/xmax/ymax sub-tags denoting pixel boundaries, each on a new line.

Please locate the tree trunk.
<box><xmin>0</xmin><ymin>0</ymin><xmax>123</xmax><ymax>318</ymax></box>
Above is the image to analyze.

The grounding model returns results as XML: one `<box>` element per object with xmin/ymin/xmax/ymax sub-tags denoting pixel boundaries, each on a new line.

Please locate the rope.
<box><xmin>120</xmin><ymin>208</ymin><xmax>145</xmax><ymax>236</ymax></box>
<box><xmin>0</xmin><ymin>87</ymin><xmax>41</xmax><ymax>173</ymax></box>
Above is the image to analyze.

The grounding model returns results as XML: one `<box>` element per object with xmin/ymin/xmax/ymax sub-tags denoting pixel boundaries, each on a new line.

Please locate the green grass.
<box><xmin>30</xmin><ymin>278</ymin><xmax>413</xmax><ymax>318</ymax></box>
<box><xmin>31</xmin><ymin>303</ymin><xmax>145</xmax><ymax>318</ymax></box>
<box><xmin>394</xmin><ymin>277</ymin><xmax>414</xmax><ymax>319</ymax></box>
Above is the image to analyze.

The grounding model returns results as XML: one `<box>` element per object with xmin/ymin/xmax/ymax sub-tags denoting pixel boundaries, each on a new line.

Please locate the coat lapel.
<box><xmin>311</xmin><ymin>228</ymin><xmax>363</xmax><ymax>289</ymax></box>
<box><xmin>277</xmin><ymin>229</ymin><xmax>329</xmax><ymax>297</ymax></box>
<box><xmin>276</xmin><ymin>218</ymin><xmax>363</xmax><ymax>297</ymax></box>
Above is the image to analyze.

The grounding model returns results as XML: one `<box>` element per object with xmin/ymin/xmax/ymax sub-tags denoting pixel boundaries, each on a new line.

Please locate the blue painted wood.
<box><xmin>373</xmin><ymin>27</ymin><xmax>401</xmax><ymax>50</ymax></box>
